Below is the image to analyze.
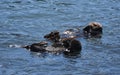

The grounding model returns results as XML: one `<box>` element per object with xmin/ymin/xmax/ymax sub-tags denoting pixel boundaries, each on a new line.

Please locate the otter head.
<box><xmin>61</xmin><ymin>38</ymin><xmax>82</xmax><ymax>55</ymax></box>
<box><xmin>83</xmin><ymin>22</ymin><xmax>103</xmax><ymax>37</ymax></box>
<box><xmin>44</xmin><ymin>31</ymin><xmax>60</xmax><ymax>42</ymax></box>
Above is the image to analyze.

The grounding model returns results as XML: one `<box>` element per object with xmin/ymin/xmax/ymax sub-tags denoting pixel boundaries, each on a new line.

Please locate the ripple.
<box><xmin>0</xmin><ymin>0</ymin><xmax>120</xmax><ymax>75</ymax></box>
<box><xmin>12</xmin><ymin>1</ymin><xmax>22</xmax><ymax>4</ymax></box>
<box><xmin>55</xmin><ymin>2</ymin><xmax>75</xmax><ymax>7</ymax></box>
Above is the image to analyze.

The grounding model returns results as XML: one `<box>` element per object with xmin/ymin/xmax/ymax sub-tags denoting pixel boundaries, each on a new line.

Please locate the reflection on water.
<box><xmin>0</xmin><ymin>0</ymin><xmax>120</xmax><ymax>75</ymax></box>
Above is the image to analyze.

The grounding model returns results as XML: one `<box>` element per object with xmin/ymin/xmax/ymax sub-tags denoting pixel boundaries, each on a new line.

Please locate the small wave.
<box><xmin>9</xmin><ymin>44</ymin><xmax>22</xmax><ymax>48</ymax></box>
<box><xmin>12</xmin><ymin>1</ymin><xmax>22</xmax><ymax>4</ymax></box>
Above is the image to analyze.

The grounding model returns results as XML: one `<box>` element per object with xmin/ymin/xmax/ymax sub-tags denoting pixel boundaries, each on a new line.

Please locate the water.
<box><xmin>0</xmin><ymin>0</ymin><xmax>120</xmax><ymax>75</ymax></box>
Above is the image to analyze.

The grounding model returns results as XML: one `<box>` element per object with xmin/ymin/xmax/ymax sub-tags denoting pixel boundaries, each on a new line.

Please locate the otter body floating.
<box><xmin>23</xmin><ymin>38</ymin><xmax>82</xmax><ymax>55</ymax></box>
<box><xmin>22</xmin><ymin>22</ymin><xmax>102</xmax><ymax>56</ymax></box>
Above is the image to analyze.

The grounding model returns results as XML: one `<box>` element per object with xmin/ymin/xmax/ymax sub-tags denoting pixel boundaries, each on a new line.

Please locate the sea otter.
<box><xmin>23</xmin><ymin>38</ymin><xmax>82</xmax><ymax>55</ymax></box>
<box><xmin>44</xmin><ymin>31</ymin><xmax>60</xmax><ymax>42</ymax></box>
<box><xmin>44</xmin><ymin>22</ymin><xmax>103</xmax><ymax>40</ymax></box>
<box><xmin>83</xmin><ymin>22</ymin><xmax>103</xmax><ymax>38</ymax></box>
<box><xmin>44</xmin><ymin>28</ymin><xmax>81</xmax><ymax>42</ymax></box>
<box><xmin>22</xmin><ymin>22</ymin><xmax>102</xmax><ymax>56</ymax></box>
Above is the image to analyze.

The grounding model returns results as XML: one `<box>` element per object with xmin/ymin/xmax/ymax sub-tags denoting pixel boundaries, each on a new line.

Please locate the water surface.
<box><xmin>0</xmin><ymin>0</ymin><xmax>120</xmax><ymax>75</ymax></box>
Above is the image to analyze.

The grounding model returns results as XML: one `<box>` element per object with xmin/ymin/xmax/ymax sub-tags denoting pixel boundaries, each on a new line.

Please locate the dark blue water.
<box><xmin>0</xmin><ymin>0</ymin><xmax>120</xmax><ymax>75</ymax></box>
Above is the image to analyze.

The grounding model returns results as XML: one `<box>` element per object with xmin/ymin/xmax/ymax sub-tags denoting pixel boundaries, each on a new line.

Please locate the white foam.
<box><xmin>9</xmin><ymin>44</ymin><xmax>21</xmax><ymax>48</ymax></box>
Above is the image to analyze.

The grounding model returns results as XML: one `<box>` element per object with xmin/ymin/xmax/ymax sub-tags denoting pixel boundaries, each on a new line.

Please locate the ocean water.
<box><xmin>0</xmin><ymin>0</ymin><xmax>120</xmax><ymax>75</ymax></box>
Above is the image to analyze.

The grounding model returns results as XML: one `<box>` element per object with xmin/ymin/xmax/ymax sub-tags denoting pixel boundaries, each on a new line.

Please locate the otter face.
<box><xmin>44</xmin><ymin>31</ymin><xmax>60</xmax><ymax>42</ymax></box>
<box><xmin>62</xmin><ymin>38</ymin><xmax>82</xmax><ymax>56</ymax></box>
<box><xmin>83</xmin><ymin>22</ymin><xmax>103</xmax><ymax>37</ymax></box>
<box><xmin>62</xmin><ymin>38</ymin><xmax>82</xmax><ymax>52</ymax></box>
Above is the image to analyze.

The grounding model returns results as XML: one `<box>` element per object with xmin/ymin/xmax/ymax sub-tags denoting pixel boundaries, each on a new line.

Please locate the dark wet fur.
<box><xmin>62</xmin><ymin>38</ymin><xmax>82</xmax><ymax>55</ymax></box>
<box><xmin>83</xmin><ymin>25</ymin><xmax>102</xmax><ymax>38</ymax></box>
<box><xmin>44</xmin><ymin>31</ymin><xmax>60</xmax><ymax>42</ymax></box>
<box><xmin>23</xmin><ymin>22</ymin><xmax>103</xmax><ymax>56</ymax></box>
